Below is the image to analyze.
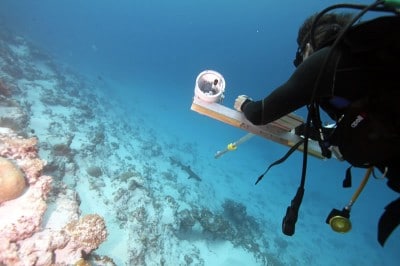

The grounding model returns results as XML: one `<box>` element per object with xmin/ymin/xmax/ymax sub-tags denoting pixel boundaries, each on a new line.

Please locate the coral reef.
<box><xmin>0</xmin><ymin>26</ymin><xmax>284</xmax><ymax>265</ymax></box>
<box><xmin>0</xmin><ymin>128</ymin><xmax>108</xmax><ymax>265</ymax></box>
<box><xmin>222</xmin><ymin>199</ymin><xmax>260</xmax><ymax>232</ymax></box>
<box><xmin>55</xmin><ymin>214</ymin><xmax>107</xmax><ymax>264</ymax></box>
<box><xmin>86</xmin><ymin>165</ymin><xmax>103</xmax><ymax>177</ymax></box>
<box><xmin>0</xmin><ymin>79</ymin><xmax>12</xmax><ymax>97</ymax></box>
<box><xmin>176</xmin><ymin>199</ymin><xmax>271</xmax><ymax>264</ymax></box>
<box><xmin>0</xmin><ymin>97</ymin><xmax>28</xmax><ymax>133</ymax></box>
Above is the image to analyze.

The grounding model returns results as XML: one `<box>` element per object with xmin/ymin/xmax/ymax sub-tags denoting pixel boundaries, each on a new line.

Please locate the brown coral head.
<box><xmin>0</xmin><ymin>157</ymin><xmax>26</xmax><ymax>203</ymax></box>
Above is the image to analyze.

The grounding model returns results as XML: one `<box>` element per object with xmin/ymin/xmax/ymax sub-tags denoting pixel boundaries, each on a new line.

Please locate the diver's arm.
<box><xmin>242</xmin><ymin>47</ymin><xmax>335</xmax><ymax>125</ymax></box>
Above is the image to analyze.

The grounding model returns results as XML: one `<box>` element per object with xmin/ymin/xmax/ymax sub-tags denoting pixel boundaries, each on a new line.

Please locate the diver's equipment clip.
<box><xmin>215</xmin><ymin>133</ymin><xmax>255</xmax><ymax>159</ymax></box>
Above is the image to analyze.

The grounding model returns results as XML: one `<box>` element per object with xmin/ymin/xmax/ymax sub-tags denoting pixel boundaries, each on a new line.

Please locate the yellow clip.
<box><xmin>227</xmin><ymin>143</ymin><xmax>237</xmax><ymax>151</ymax></box>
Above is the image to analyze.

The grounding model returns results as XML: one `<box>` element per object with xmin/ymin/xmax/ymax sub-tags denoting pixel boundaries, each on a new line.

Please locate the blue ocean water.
<box><xmin>1</xmin><ymin>0</ymin><xmax>399</xmax><ymax>265</ymax></box>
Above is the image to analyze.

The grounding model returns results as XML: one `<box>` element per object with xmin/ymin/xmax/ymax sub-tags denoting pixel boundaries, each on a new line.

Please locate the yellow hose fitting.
<box><xmin>227</xmin><ymin>143</ymin><xmax>237</xmax><ymax>151</ymax></box>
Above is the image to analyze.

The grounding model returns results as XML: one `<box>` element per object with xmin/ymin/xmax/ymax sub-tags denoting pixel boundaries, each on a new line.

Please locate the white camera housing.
<box><xmin>194</xmin><ymin>70</ymin><xmax>225</xmax><ymax>103</ymax></box>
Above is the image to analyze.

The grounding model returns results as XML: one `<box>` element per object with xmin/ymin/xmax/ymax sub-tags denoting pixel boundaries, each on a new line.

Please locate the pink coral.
<box><xmin>65</xmin><ymin>214</ymin><xmax>107</xmax><ymax>252</ymax></box>
<box><xmin>0</xmin><ymin>130</ymin><xmax>107</xmax><ymax>265</ymax></box>
<box><xmin>19</xmin><ymin>157</ymin><xmax>45</xmax><ymax>184</ymax></box>
<box><xmin>0</xmin><ymin>134</ymin><xmax>44</xmax><ymax>184</ymax></box>
<box><xmin>0</xmin><ymin>175</ymin><xmax>51</xmax><ymax>240</ymax></box>
<box><xmin>0</xmin><ymin>134</ymin><xmax>38</xmax><ymax>160</ymax></box>
<box><xmin>0</xmin><ymin>131</ymin><xmax>52</xmax><ymax>265</ymax></box>
<box><xmin>55</xmin><ymin>214</ymin><xmax>107</xmax><ymax>264</ymax></box>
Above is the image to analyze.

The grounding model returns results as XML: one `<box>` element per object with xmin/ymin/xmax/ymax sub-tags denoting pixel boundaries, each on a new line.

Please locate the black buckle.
<box><xmin>293</xmin><ymin>47</ymin><xmax>303</xmax><ymax>67</ymax></box>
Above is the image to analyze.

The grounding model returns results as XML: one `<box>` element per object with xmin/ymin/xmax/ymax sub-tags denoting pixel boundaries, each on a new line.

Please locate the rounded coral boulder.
<box><xmin>0</xmin><ymin>157</ymin><xmax>26</xmax><ymax>203</ymax></box>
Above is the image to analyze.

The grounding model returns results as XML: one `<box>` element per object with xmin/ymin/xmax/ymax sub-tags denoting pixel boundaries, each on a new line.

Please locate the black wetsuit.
<box><xmin>241</xmin><ymin>16</ymin><xmax>400</xmax><ymax>191</ymax></box>
<box><xmin>243</xmin><ymin>16</ymin><xmax>400</xmax><ymax>125</ymax></box>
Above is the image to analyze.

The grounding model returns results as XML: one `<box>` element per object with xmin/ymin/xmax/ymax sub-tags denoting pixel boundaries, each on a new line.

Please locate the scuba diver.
<box><xmin>234</xmin><ymin>1</ymin><xmax>400</xmax><ymax>246</ymax></box>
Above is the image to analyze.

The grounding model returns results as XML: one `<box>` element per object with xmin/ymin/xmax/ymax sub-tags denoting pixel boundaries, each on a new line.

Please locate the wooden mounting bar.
<box><xmin>191</xmin><ymin>97</ymin><xmax>324</xmax><ymax>159</ymax></box>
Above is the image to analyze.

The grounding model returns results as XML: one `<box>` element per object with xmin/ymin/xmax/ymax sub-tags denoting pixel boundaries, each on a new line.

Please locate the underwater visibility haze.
<box><xmin>0</xmin><ymin>0</ymin><xmax>399</xmax><ymax>265</ymax></box>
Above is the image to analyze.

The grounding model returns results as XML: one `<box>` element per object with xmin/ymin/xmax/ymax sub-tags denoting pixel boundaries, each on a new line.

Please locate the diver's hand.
<box><xmin>234</xmin><ymin>95</ymin><xmax>252</xmax><ymax>112</ymax></box>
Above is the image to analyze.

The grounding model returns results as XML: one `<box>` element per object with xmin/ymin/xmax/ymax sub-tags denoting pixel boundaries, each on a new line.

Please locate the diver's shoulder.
<box><xmin>349</xmin><ymin>15</ymin><xmax>400</xmax><ymax>34</ymax></box>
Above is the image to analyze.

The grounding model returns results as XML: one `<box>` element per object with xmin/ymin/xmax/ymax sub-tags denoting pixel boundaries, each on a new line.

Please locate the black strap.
<box><xmin>282</xmin><ymin>111</ymin><xmax>312</xmax><ymax>235</ymax></box>
<box><xmin>282</xmin><ymin>186</ymin><xmax>305</xmax><ymax>236</ymax></box>
<box><xmin>311</xmin><ymin>103</ymin><xmax>332</xmax><ymax>159</ymax></box>
<box><xmin>254</xmin><ymin>113</ymin><xmax>310</xmax><ymax>236</ymax></box>
<box><xmin>343</xmin><ymin>166</ymin><xmax>353</xmax><ymax>188</ymax></box>
<box><xmin>254</xmin><ymin>138</ymin><xmax>305</xmax><ymax>185</ymax></box>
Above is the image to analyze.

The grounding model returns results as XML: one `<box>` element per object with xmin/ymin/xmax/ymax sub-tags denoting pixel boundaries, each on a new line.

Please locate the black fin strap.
<box><xmin>254</xmin><ymin>138</ymin><xmax>306</xmax><ymax>185</ymax></box>
<box><xmin>378</xmin><ymin>197</ymin><xmax>400</xmax><ymax>246</ymax></box>
<box><xmin>343</xmin><ymin>166</ymin><xmax>353</xmax><ymax>188</ymax></box>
